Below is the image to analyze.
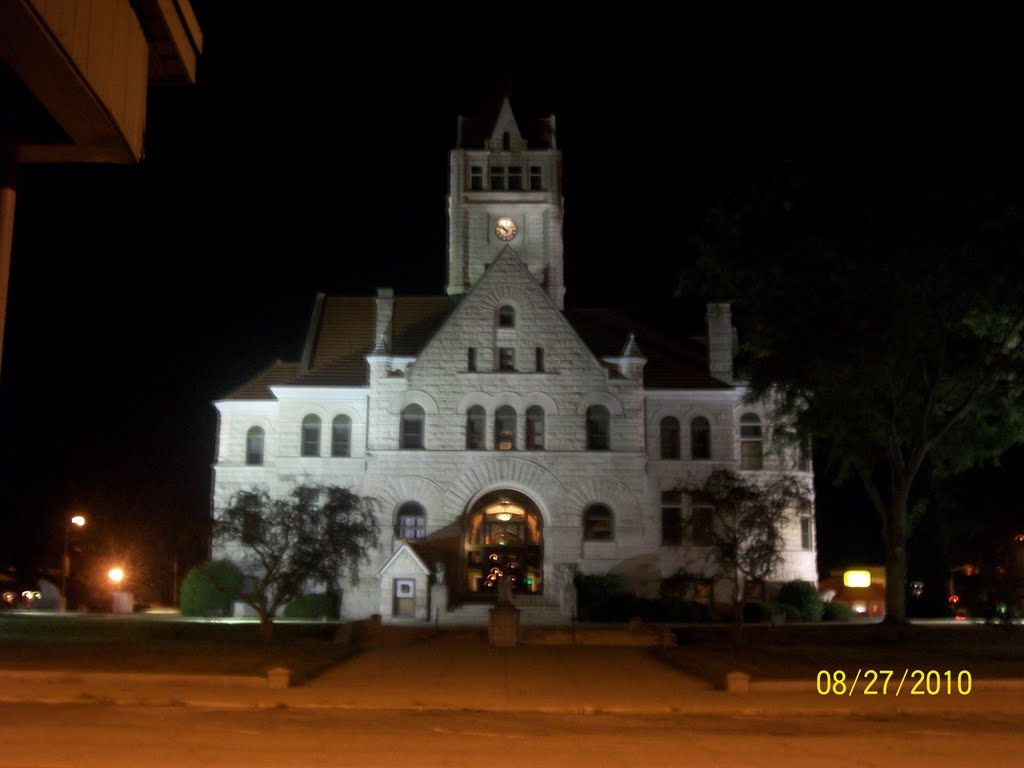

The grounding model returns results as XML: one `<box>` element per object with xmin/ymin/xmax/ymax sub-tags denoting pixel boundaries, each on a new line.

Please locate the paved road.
<box><xmin>0</xmin><ymin>703</ymin><xmax>1020</xmax><ymax>767</ymax></box>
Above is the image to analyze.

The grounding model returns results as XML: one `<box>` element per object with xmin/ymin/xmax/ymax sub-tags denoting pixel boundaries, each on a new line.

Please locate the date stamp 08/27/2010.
<box><xmin>816</xmin><ymin>669</ymin><xmax>972</xmax><ymax>696</ymax></box>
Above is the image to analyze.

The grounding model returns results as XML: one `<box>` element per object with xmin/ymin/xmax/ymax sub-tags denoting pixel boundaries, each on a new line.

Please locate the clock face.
<box><xmin>495</xmin><ymin>217</ymin><xmax>518</xmax><ymax>241</ymax></box>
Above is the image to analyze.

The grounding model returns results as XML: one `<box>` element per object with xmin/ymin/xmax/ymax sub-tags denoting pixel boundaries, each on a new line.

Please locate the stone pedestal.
<box><xmin>488</xmin><ymin>603</ymin><xmax>520</xmax><ymax>647</ymax></box>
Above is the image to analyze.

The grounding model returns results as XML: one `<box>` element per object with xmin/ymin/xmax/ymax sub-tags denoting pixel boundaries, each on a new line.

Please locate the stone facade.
<box><xmin>210</xmin><ymin>96</ymin><xmax>818</xmax><ymax>623</ymax></box>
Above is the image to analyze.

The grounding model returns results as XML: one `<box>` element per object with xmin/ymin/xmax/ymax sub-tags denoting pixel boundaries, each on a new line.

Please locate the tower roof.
<box><xmin>457</xmin><ymin>85</ymin><xmax>555</xmax><ymax>149</ymax></box>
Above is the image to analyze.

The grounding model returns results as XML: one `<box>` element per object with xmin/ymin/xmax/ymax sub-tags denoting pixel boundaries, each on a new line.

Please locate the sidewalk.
<box><xmin>1</xmin><ymin>631</ymin><xmax>1021</xmax><ymax>717</ymax></box>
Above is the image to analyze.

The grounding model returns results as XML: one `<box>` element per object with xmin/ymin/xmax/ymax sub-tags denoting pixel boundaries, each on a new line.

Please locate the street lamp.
<box><xmin>107</xmin><ymin>567</ymin><xmax>125</xmax><ymax>585</ymax></box>
<box><xmin>61</xmin><ymin>514</ymin><xmax>86</xmax><ymax>610</ymax></box>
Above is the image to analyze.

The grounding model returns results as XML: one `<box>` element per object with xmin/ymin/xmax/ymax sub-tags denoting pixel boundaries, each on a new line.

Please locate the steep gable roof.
<box><xmin>565</xmin><ymin>308</ymin><xmax>732</xmax><ymax>390</ymax></box>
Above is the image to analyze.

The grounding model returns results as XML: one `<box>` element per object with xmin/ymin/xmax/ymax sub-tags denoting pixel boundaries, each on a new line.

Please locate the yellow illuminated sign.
<box><xmin>843</xmin><ymin>570</ymin><xmax>871</xmax><ymax>588</ymax></box>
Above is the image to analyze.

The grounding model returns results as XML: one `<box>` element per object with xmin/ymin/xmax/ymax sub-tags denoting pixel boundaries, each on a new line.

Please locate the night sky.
<box><xmin>1</xmin><ymin>11</ymin><xmax>1021</xmax><ymax>600</ymax></box>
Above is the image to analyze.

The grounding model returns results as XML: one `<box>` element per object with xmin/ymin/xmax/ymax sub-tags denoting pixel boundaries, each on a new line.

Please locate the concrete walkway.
<box><xmin>0</xmin><ymin>631</ymin><xmax>1021</xmax><ymax>717</ymax></box>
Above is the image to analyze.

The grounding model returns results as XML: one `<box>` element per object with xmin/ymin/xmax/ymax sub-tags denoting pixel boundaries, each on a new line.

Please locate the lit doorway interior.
<box><xmin>465</xmin><ymin>490</ymin><xmax>543</xmax><ymax>597</ymax></box>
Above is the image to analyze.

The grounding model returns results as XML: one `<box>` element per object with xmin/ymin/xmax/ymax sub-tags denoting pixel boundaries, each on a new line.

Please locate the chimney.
<box><xmin>373</xmin><ymin>288</ymin><xmax>394</xmax><ymax>353</ymax></box>
<box><xmin>706</xmin><ymin>303</ymin><xmax>734</xmax><ymax>383</ymax></box>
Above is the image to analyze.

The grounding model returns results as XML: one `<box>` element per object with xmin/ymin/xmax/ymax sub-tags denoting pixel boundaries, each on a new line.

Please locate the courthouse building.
<box><xmin>210</xmin><ymin>94</ymin><xmax>818</xmax><ymax>623</ymax></box>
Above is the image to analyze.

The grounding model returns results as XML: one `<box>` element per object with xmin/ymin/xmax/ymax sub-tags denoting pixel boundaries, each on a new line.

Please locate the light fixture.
<box><xmin>497</xmin><ymin>498</ymin><xmax>512</xmax><ymax>522</ymax></box>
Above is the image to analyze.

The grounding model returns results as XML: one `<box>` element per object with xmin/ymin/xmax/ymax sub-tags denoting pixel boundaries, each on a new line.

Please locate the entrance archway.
<box><xmin>464</xmin><ymin>490</ymin><xmax>543</xmax><ymax>597</ymax></box>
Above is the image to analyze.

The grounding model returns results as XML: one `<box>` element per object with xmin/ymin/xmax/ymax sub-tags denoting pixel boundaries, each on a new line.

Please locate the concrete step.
<box><xmin>439</xmin><ymin>600</ymin><xmax>569</xmax><ymax>627</ymax></box>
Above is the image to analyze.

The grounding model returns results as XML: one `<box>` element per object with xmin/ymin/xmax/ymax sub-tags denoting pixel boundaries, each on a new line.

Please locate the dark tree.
<box><xmin>214</xmin><ymin>485</ymin><xmax>379</xmax><ymax>638</ymax></box>
<box><xmin>686</xmin><ymin>160</ymin><xmax>1024</xmax><ymax>623</ymax></box>
<box><xmin>680</xmin><ymin>468</ymin><xmax>811</xmax><ymax>644</ymax></box>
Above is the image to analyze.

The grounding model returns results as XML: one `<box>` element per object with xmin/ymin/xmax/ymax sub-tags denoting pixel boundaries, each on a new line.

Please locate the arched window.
<box><xmin>691</xmin><ymin>416</ymin><xmax>711</xmax><ymax>460</ymax></box>
<box><xmin>502</xmin><ymin>131</ymin><xmax>511</xmax><ymax>151</ymax></box>
<box><xmin>583</xmin><ymin>504</ymin><xmax>614</xmax><ymax>541</ymax></box>
<box><xmin>498</xmin><ymin>305</ymin><xmax>515</xmax><ymax>328</ymax></box>
<box><xmin>395</xmin><ymin>502</ymin><xmax>426</xmax><ymax>541</ymax></box>
<box><xmin>495</xmin><ymin>405</ymin><xmax>516</xmax><ymax>451</ymax></box>
<box><xmin>245</xmin><ymin>427</ymin><xmax>264</xmax><ymax>465</ymax></box>
<box><xmin>740</xmin><ymin>413</ymin><xmax>763</xmax><ymax>470</ymax></box>
<box><xmin>466</xmin><ymin>406</ymin><xmax>485</xmax><ymax>450</ymax></box>
<box><xmin>401</xmin><ymin>404</ymin><xmax>425</xmax><ymax>449</ymax></box>
<box><xmin>660</xmin><ymin>416</ymin><xmax>680</xmax><ymax>459</ymax></box>
<box><xmin>331</xmin><ymin>415</ymin><xmax>352</xmax><ymax>457</ymax></box>
<box><xmin>300</xmin><ymin>414</ymin><xmax>321</xmax><ymax>457</ymax></box>
<box><xmin>526</xmin><ymin>406</ymin><xmax>545</xmax><ymax>450</ymax></box>
<box><xmin>586</xmin><ymin>405</ymin><xmax>610</xmax><ymax>450</ymax></box>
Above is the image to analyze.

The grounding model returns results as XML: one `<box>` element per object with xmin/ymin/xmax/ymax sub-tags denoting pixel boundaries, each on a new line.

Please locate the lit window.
<box><xmin>466</xmin><ymin>406</ymin><xmax>485</xmax><ymax>450</ymax></box>
<box><xmin>508</xmin><ymin>166</ymin><xmax>523</xmax><ymax>190</ymax></box>
<box><xmin>801</xmin><ymin>516</ymin><xmax>814</xmax><ymax>550</ymax></box>
<box><xmin>691</xmin><ymin>505</ymin><xmax>714</xmax><ymax>546</ymax></box>
<box><xmin>526</xmin><ymin>406</ymin><xmax>544</xmax><ymax>450</ymax></box>
<box><xmin>498</xmin><ymin>305</ymin><xmax>515</xmax><ymax>328</ymax></box>
<box><xmin>395</xmin><ymin>502</ymin><xmax>426</xmax><ymax>540</ymax></box>
<box><xmin>661</xmin><ymin>490</ymin><xmax>682</xmax><ymax>546</ymax></box>
<box><xmin>740</xmin><ymin>413</ymin><xmax>763</xmax><ymax>469</ymax></box>
<box><xmin>401</xmin><ymin>404</ymin><xmax>425</xmax><ymax>449</ymax></box>
<box><xmin>530</xmin><ymin>165</ymin><xmax>542</xmax><ymax>190</ymax></box>
<box><xmin>301</xmin><ymin>414</ymin><xmax>321</xmax><ymax>457</ymax></box>
<box><xmin>583</xmin><ymin>504</ymin><xmax>614</xmax><ymax>541</ymax></box>
<box><xmin>498</xmin><ymin>347</ymin><xmax>515</xmax><ymax>371</ymax></box>
<box><xmin>245</xmin><ymin>427</ymin><xmax>264</xmax><ymax>466</ymax></box>
<box><xmin>660</xmin><ymin>417</ymin><xmax>680</xmax><ymax>459</ymax></box>
<box><xmin>495</xmin><ymin>406</ymin><xmax>516</xmax><ymax>450</ymax></box>
<box><xmin>691</xmin><ymin>416</ymin><xmax>711</xmax><ymax>460</ymax></box>
<box><xmin>470</xmin><ymin>166</ymin><xmax>483</xmax><ymax>191</ymax></box>
<box><xmin>489</xmin><ymin>166</ymin><xmax>505</xmax><ymax>190</ymax></box>
<box><xmin>586</xmin><ymin>405</ymin><xmax>610</xmax><ymax>450</ymax></box>
<box><xmin>331</xmin><ymin>415</ymin><xmax>351</xmax><ymax>457</ymax></box>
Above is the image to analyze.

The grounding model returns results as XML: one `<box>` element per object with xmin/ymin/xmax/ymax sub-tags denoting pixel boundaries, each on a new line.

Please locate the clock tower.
<box><xmin>446</xmin><ymin>95</ymin><xmax>565</xmax><ymax>309</ymax></box>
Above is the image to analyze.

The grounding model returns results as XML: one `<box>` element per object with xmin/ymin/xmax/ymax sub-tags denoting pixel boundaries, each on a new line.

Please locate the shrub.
<box><xmin>283</xmin><ymin>593</ymin><xmax>339</xmax><ymax>620</ymax></box>
<box><xmin>776</xmin><ymin>580</ymin><xmax>824</xmax><ymax>622</ymax></box>
<box><xmin>179</xmin><ymin>560</ymin><xmax>242</xmax><ymax>617</ymax></box>
<box><xmin>822</xmin><ymin>601</ymin><xmax>854</xmax><ymax>621</ymax></box>
<box><xmin>742</xmin><ymin>601</ymin><xmax>772</xmax><ymax>623</ymax></box>
<box><xmin>575</xmin><ymin>573</ymin><xmax>630</xmax><ymax>621</ymax></box>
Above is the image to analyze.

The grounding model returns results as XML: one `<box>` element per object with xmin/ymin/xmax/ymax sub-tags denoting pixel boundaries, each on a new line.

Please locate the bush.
<box><xmin>575</xmin><ymin>573</ymin><xmax>629</xmax><ymax>621</ymax></box>
<box><xmin>776</xmin><ymin>580</ymin><xmax>824</xmax><ymax>622</ymax></box>
<box><xmin>179</xmin><ymin>560</ymin><xmax>242</xmax><ymax>617</ymax></box>
<box><xmin>742</xmin><ymin>601</ymin><xmax>773</xmax><ymax>623</ymax></box>
<box><xmin>822</xmin><ymin>601</ymin><xmax>854</xmax><ymax>621</ymax></box>
<box><xmin>283</xmin><ymin>593</ymin><xmax>339</xmax><ymax>620</ymax></box>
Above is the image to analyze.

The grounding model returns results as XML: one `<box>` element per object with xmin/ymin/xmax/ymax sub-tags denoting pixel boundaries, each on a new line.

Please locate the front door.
<box><xmin>465</xmin><ymin>490</ymin><xmax>543</xmax><ymax>597</ymax></box>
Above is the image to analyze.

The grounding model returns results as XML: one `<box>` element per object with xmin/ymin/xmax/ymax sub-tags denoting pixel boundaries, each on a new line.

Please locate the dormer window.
<box><xmin>498</xmin><ymin>305</ymin><xmax>515</xmax><ymax>328</ymax></box>
<box><xmin>502</xmin><ymin>131</ymin><xmax>511</xmax><ymax>151</ymax></box>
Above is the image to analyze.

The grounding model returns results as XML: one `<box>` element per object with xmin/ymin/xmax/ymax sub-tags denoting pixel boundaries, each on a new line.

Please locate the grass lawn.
<box><xmin>662</xmin><ymin>621</ymin><xmax>1024</xmax><ymax>686</ymax></box>
<box><xmin>0</xmin><ymin>612</ymin><xmax>355</xmax><ymax>679</ymax></box>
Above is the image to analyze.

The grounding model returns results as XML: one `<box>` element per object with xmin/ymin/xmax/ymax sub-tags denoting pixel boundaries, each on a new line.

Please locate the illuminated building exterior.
<box><xmin>211</xmin><ymin>96</ymin><xmax>818</xmax><ymax>623</ymax></box>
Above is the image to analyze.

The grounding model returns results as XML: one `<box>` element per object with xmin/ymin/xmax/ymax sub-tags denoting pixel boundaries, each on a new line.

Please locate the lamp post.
<box><xmin>61</xmin><ymin>514</ymin><xmax>86</xmax><ymax>610</ymax></box>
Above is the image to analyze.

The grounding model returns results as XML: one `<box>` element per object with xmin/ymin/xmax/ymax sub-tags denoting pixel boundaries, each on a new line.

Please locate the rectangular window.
<box><xmin>691</xmin><ymin>505</ymin><xmax>714</xmax><ymax>546</ymax></box>
<box><xmin>530</xmin><ymin>165</ymin><xmax>542</xmax><ymax>190</ymax></box>
<box><xmin>498</xmin><ymin>347</ymin><xmax>515</xmax><ymax>371</ymax></box>
<box><xmin>741</xmin><ymin>441</ymin><xmax>763</xmax><ymax>470</ymax></box>
<box><xmin>467</xmin><ymin>347</ymin><xmax>477</xmax><ymax>372</ymax></box>
<box><xmin>535</xmin><ymin>347</ymin><xmax>544</xmax><ymax>372</ymax></box>
<box><xmin>661</xmin><ymin>490</ymin><xmax>683</xmax><ymax>546</ymax></box>
<box><xmin>801</xmin><ymin>516</ymin><xmax>814</xmax><ymax>550</ymax></box>
<box><xmin>508</xmin><ymin>166</ymin><xmax>523</xmax><ymax>190</ymax></box>
<box><xmin>470</xmin><ymin>166</ymin><xmax>483</xmax><ymax>191</ymax></box>
<box><xmin>489</xmin><ymin>166</ymin><xmax>505</xmax><ymax>190</ymax></box>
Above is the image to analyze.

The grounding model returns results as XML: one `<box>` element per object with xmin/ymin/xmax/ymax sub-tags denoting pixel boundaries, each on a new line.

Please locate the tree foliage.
<box><xmin>680</xmin><ymin>468</ymin><xmax>811</xmax><ymax>642</ymax></box>
<box><xmin>179</xmin><ymin>559</ymin><xmax>242</xmax><ymax>617</ymax></box>
<box><xmin>684</xmin><ymin>160</ymin><xmax>1024</xmax><ymax>622</ymax></box>
<box><xmin>213</xmin><ymin>485</ymin><xmax>379</xmax><ymax>638</ymax></box>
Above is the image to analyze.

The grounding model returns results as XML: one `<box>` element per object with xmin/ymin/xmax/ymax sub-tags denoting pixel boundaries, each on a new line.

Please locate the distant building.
<box><xmin>210</xmin><ymin>94</ymin><xmax>818</xmax><ymax>624</ymax></box>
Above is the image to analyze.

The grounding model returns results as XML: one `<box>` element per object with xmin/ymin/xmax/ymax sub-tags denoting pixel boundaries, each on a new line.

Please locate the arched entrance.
<box><xmin>464</xmin><ymin>490</ymin><xmax>543</xmax><ymax>597</ymax></box>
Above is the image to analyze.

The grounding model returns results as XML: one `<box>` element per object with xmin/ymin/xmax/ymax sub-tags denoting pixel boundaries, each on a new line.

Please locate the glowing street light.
<box><xmin>61</xmin><ymin>514</ymin><xmax>87</xmax><ymax>609</ymax></box>
<box><xmin>107</xmin><ymin>567</ymin><xmax>125</xmax><ymax>585</ymax></box>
